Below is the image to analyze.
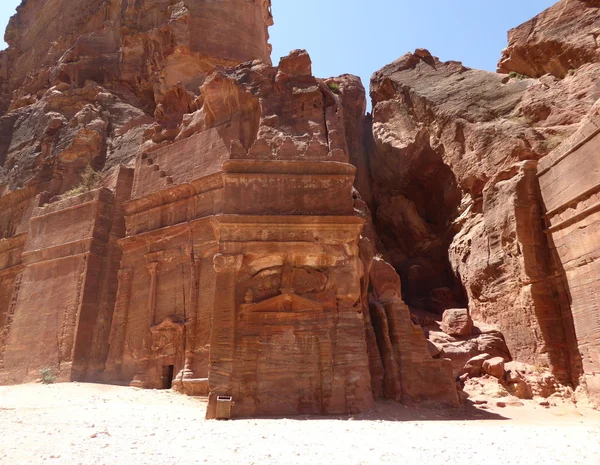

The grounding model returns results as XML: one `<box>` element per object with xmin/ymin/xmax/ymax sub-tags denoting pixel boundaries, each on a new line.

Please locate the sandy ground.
<box><xmin>1</xmin><ymin>383</ymin><xmax>599</xmax><ymax>465</ymax></box>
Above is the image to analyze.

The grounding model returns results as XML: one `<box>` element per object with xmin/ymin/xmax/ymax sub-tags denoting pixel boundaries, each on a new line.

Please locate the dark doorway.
<box><xmin>162</xmin><ymin>365</ymin><xmax>175</xmax><ymax>389</ymax></box>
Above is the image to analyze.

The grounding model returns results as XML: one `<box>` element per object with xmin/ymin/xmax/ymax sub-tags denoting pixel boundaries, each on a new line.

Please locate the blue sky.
<box><xmin>2</xmin><ymin>0</ymin><xmax>556</xmax><ymax>92</ymax></box>
<box><xmin>0</xmin><ymin>0</ymin><xmax>19</xmax><ymax>47</ymax></box>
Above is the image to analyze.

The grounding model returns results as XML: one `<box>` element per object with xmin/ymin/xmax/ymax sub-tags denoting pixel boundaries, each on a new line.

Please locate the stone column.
<box><xmin>131</xmin><ymin>261</ymin><xmax>158</xmax><ymax>389</ymax></box>
<box><xmin>105</xmin><ymin>268</ymin><xmax>134</xmax><ymax>377</ymax></box>
<box><xmin>146</xmin><ymin>262</ymin><xmax>159</xmax><ymax>332</ymax></box>
<box><xmin>206</xmin><ymin>253</ymin><xmax>243</xmax><ymax>419</ymax></box>
<box><xmin>175</xmin><ymin>256</ymin><xmax>201</xmax><ymax>392</ymax></box>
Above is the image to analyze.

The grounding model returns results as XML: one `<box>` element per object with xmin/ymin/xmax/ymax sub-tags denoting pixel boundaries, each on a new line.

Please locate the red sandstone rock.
<box><xmin>2</xmin><ymin>0</ymin><xmax>272</xmax><ymax>110</ymax></box>
<box><xmin>2</xmin><ymin>0</ymin><xmax>600</xmax><ymax>416</ymax></box>
<box><xmin>368</xmin><ymin>42</ymin><xmax>600</xmax><ymax>396</ymax></box>
<box><xmin>427</xmin><ymin>323</ymin><xmax>511</xmax><ymax>377</ymax></box>
<box><xmin>0</xmin><ymin>10</ymin><xmax>460</xmax><ymax>416</ymax></box>
<box><xmin>462</xmin><ymin>353</ymin><xmax>492</xmax><ymax>378</ymax></box>
<box><xmin>482</xmin><ymin>357</ymin><xmax>506</xmax><ymax>379</ymax></box>
<box><xmin>441</xmin><ymin>309</ymin><xmax>473</xmax><ymax>337</ymax></box>
<box><xmin>537</xmin><ymin>102</ymin><xmax>600</xmax><ymax>405</ymax></box>
<box><xmin>503</xmin><ymin>361</ymin><xmax>564</xmax><ymax>399</ymax></box>
<box><xmin>498</xmin><ymin>0</ymin><xmax>600</xmax><ymax>78</ymax></box>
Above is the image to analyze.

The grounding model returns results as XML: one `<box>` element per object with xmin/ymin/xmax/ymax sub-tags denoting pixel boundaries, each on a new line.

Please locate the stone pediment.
<box><xmin>150</xmin><ymin>315</ymin><xmax>185</xmax><ymax>354</ymax></box>
<box><xmin>150</xmin><ymin>315</ymin><xmax>186</xmax><ymax>333</ymax></box>
<box><xmin>240</xmin><ymin>293</ymin><xmax>323</xmax><ymax>314</ymax></box>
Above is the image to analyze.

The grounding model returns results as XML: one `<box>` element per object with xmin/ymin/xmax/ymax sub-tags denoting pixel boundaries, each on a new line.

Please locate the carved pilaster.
<box><xmin>186</xmin><ymin>256</ymin><xmax>201</xmax><ymax>370</ymax></box>
<box><xmin>146</xmin><ymin>261</ymin><xmax>159</xmax><ymax>330</ymax></box>
<box><xmin>213</xmin><ymin>253</ymin><xmax>244</xmax><ymax>274</ymax></box>
<box><xmin>0</xmin><ymin>272</ymin><xmax>23</xmax><ymax>368</ymax></box>
<box><xmin>106</xmin><ymin>268</ymin><xmax>134</xmax><ymax>373</ymax></box>
<box><xmin>206</xmin><ymin>253</ymin><xmax>243</xmax><ymax>419</ymax></box>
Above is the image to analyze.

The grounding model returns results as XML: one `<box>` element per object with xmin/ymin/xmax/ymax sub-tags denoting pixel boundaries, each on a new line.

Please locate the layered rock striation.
<box><xmin>364</xmin><ymin>0</ymin><xmax>600</xmax><ymax>403</ymax></box>
<box><xmin>498</xmin><ymin>0</ymin><xmax>600</xmax><ymax>78</ymax></box>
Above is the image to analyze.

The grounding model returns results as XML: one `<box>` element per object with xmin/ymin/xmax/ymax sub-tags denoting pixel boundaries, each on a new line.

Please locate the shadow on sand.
<box><xmin>245</xmin><ymin>399</ymin><xmax>509</xmax><ymax>422</ymax></box>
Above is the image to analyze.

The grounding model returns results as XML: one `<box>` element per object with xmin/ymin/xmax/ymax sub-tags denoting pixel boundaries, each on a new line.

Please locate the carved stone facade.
<box><xmin>0</xmin><ymin>167</ymin><xmax>132</xmax><ymax>383</ymax></box>
<box><xmin>97</xmin><ymin>76</ymin><xmax>459</xmax><ymax>415</ymax></box>
<box><xmin>538</xmin><ymin>108</ymin><xmax>600</xmax><ymax>404</ymax></box>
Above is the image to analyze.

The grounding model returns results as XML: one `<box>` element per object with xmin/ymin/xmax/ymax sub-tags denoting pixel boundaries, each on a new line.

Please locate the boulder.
<box><xmin>441</xmin><ymin>308</ymin><xmax>473</xmax><ymax>337</ymax></box>
<box><xmin>427</xmin><ymin>340</ymin><xmax>442</xmax><ymax>358</ymax></box>
<box><xmin>461</xmin><ymin>353</ymin><xmax>492</xmax><ymax>378</ymax></box>
<box><xmin>463</xmin><ymin>376</ymin><xmax>511</xmax><ymax>399</ymax></box>
<box><xmin>482</xmin><ymin>357</ymin><xmax>506</xmax><ymax>379</ymax></box>
<box><xmin>475</xmin><ymin>331</ymin><xmax>512</xmax><ymax>361</ymax></box>
<box><xmin>428</xmin><ymin>326</ymin><xmax>512</xmax><ymax>377</ymax></box>
<box><xmin>502</xmin><ymin>361</ymin><xmax>563</xmax><ymax>400</ymax></box>
<box><xmin>439</xmin><ymin>339</ymin><xmax>479</xmax><ymax>375</ymax></box>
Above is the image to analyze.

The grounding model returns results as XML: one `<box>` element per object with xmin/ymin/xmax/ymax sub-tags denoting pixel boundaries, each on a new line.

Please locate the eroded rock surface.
<box><xmin>538</xmin><ymin>102</ymin><xmax>600</xmax><ymax>404</ymax></box>
<box><xmin>366</xmin><ymin>0</ymin><xmax>600</xmax><ymax>404</ymax></box>
<box><xmin>498</xmin><ymin>0</ymin><xmax>600</xmax><ymax>78</ymax></box>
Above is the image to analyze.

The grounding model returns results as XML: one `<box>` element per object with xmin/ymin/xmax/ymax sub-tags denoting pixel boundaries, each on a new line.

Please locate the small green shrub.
<box><xmin>508</xmin><ymin>71</ymin><xmax>529</xmax><ymax>80</ymax></box>
<box><xmin>40</xmin><ymin>367</ymin><xmax>56</xmax><ymax>384</ymax></box>
<box><xmin>63</xmin><ymin>165</ymin><xmax>101</xmax><ymax>198</ymax></box>
<box><xmin>510</xmin><ymin>114</ymin><xmax>534</xmax><ymax>126</ymax></box>
<box><xmin>532</xmin><ymin>364</ymin><xmax>547</xmax><ymax>374</ymax></box>
<box><xmin>568</xmin><ymin>69</ymin><xmax>576</xmax><ymax>76</ymax></box>
<box><xmin>541</xmin><ymin>135</ymin><xmax>563</xmax><ymax>152</ymax></box>
<box><xmin>327</xmin><ymin>82</ymin><xmax>341</xmax><ymax>94</ymax></box>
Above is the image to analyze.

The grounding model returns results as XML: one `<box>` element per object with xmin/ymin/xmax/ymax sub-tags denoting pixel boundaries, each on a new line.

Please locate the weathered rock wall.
<box><xmin>498</xmin><ymin>0</ymin><xmax>600</xmax><ymax>78</ymax></box>
<box><xmin>367</xmin><ymin>52</ymin><xmax>597</xmax><ymax>383</ymax></box>
<box><xmin>3</xmin><ymin>0</ymin><xmax>272</xmax><ymax>109</ymax></box>
<box><xmin>1</xmin><ymin>168</ymin><xmax>131</xmax><ymax>383</ymax></box>
<box><xmin>365</xmin><ymin>0</ymin><xmax>600</xmax><ymax>400</ymax></box>
<box><xmin>539</xmin><ymin>105</ymin><xmax>600</xmax><ymax>403</ymax></box>
<box><xmin>0</xmin><ymin>234</ymin><xmax>25</xmax><ymax>335</ymax></box>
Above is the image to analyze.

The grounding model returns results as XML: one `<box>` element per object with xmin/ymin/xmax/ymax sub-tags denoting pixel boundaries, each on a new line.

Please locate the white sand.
<box><xmin>1</xmin><ymin>383</ymin><xmax>599</xmax><ymax>465</ymax></box>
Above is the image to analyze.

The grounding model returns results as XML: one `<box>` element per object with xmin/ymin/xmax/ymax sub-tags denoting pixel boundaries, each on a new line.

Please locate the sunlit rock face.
<box><xmin>366</xmin><ymin>0</ymin><xmax>600</xmax><ymax>404</ymax></box>
<box><xmin>2</xmin><ymin>0</ymin><xmax>273</xmax><ymax>109</ymax></box>
<box><xmin>498</xmin><ymin>0</ymin><xmax>600</xmax><ymax>79</ymax></box>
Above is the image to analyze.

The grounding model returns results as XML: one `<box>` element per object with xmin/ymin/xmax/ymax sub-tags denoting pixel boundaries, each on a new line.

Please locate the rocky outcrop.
<box><xmin>498</xmin><ymin>0</ymin><xmax>600</xmax><ymax>78</ymax></box>
<box><xmin>367</xmin><ymin>0</ymin><xmax>600</xmax><ymax>404</ymax></box>
<box><xmin>3</xmin><ymin>0</ymin><xmax>272</xmax><ymax>110</ymax></box>
<box><xmin>0</xmin><ymin>0</ymin><xmax>275</xmax><ymax>250</ymax></box>
<box><xmin>369</xmin><ymin>50</ymin><xmax>595</xmax><ymax>381</ymax></box>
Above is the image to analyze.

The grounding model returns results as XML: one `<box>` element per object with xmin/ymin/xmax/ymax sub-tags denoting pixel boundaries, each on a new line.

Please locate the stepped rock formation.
<box><xmin>0</xmin><ymin>0</ymin><xmax>599</xmax><ymax>415</ymax></box>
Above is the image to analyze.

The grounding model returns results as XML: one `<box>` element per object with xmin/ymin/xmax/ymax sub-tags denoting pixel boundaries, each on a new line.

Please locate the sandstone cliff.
<box><xmin>498</xmin><ymin>0</ymin><xmax>600</xmax><ymax>78</ymax></box>
<box><xmin>365</xmin><ymin>0</ymin><xmax>600</xmax><ymax>402</ymax></box>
